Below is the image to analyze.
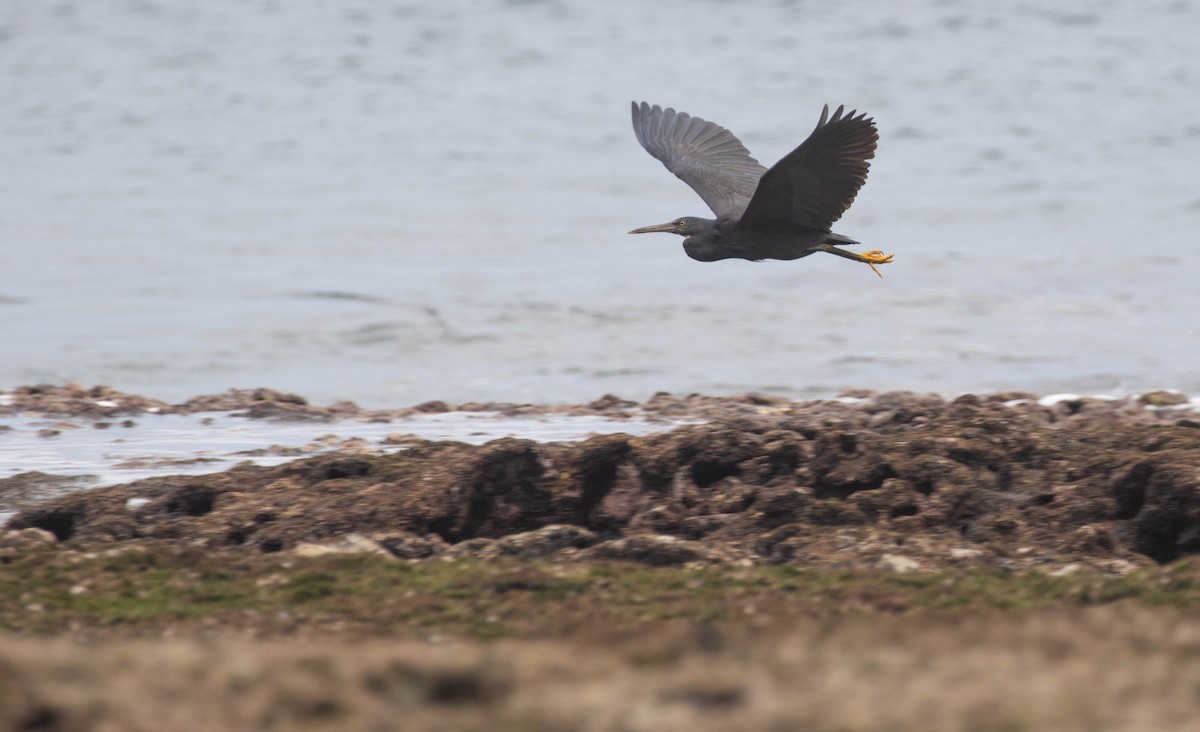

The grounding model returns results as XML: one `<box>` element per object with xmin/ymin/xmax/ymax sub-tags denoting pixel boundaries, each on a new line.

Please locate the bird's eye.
<box><xmin>677</xmin><ymin>219</ymin><xmax>687</xmax><ymax>228</ymax></box>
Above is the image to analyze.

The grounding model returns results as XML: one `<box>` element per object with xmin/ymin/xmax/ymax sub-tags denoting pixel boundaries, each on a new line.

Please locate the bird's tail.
<box><xmin>824</xmin><ymin>232</ymin><xmax>861</xmax><ymax>247</ymax></box>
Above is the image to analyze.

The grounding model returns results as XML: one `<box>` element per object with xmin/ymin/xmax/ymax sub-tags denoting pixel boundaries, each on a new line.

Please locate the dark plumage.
<box><xmin>629</xmin><ymin>102</ymin><xmax>893</xmax><ymax>276</ymax></box>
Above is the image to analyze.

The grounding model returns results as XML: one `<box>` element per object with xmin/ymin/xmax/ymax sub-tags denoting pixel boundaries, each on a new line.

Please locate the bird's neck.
<box><xmin>682</xmin><ymin>226</ymin><xmax>729</xmax><ymax>262</ymax></box>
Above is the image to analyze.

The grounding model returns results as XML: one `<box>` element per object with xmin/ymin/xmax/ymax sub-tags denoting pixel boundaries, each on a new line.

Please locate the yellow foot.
<box><xmin>860</xmin><ymin>249</ymin><xmax>895</xmax><ymax>278</ymax></box>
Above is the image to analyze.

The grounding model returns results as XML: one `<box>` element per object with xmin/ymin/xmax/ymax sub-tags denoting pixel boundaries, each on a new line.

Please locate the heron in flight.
<box><xmin>629</xmin><ymin>102</ymin><xmax>893</xmax><ymax>277</ymax></box>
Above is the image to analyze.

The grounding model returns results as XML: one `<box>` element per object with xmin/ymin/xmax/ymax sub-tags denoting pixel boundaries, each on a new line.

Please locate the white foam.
<box><xmin>1037</xmin><ymin>393</ymin><xmax>1081</xmax><ymax>407</ymax></box>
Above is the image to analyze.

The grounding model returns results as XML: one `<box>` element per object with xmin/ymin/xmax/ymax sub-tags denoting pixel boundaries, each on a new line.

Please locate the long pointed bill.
<box><xmin>628</xmin><ymin>222</ymin><xmax>677</xmax><ymax>234</ymax></box>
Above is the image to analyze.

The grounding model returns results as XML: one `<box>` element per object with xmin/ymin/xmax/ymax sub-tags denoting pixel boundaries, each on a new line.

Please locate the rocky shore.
<box><xmin>5</xmin><ymin>384</ymin><xmax>1200</xmax><ymax>571</ymax></box>
<box><xmin>3</xmin><ymin>384</ymin><xmax>1200</xmax><ymax>731</ymax></box>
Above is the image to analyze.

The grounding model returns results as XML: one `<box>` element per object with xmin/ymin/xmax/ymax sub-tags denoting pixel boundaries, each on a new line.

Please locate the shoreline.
<box><xmin>4</xmin><ymin>383</ymin><xmax>1200</xmax><ymax>730</ymax></box>
<box><xmin>5</xmin><ymin>382</ymin><xmax>1200</xmax><ymax>573</ymax></box>
<box><xmin>5</xmin><ymin>382</ymin><xmax>1200</xmax><ymax>565</ymax></box>
<box><xmin>4</xmin><ymin>381</ymin><xmax>1200</xmax><ymax>419</ymax></box>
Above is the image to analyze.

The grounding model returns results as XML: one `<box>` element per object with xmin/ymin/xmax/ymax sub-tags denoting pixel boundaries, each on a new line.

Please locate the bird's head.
<box><xmin>627</xmin><ymin>216</ymin><xmax>708</xmax><ymax>237</ymax></box>
<box><xmin>628</xmin><ymin>216</ymin><xmax>730</xmax><ymax>261</ymax></box>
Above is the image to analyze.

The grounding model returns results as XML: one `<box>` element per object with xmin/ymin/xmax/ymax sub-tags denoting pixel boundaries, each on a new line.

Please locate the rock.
<box><xmin>412</xmin><ymin>400</ymin><xmax>450</xmax><ymax>413</ymax></box>
<box><xmin>706</xmin><ymin>477</ymin><xmax>757</xmax><ymax>514</ymax></box>
<box><xmin>949</xmin><ymin>546</ymin><xmax>985</xmax><ymax>560</ymax></box>
<box><xmin>0</xmin><ymin>527</ymin><xmax>57</xmax><ymax>550</ymax></box>
<box><xmin>293</xmin><ymin>533</ymin><xmax>392</xmax><ymax>558</ymax></box>
<box><xmin>1130</xmin><ymin>464</ymin><xmax>1200</xmax><ymax>563</ymax></box>
<box><xmin>1138</xmin><ymin>390</ymin><xmax>1190</xmax><ymax>407</ymax></box>
<box><xmin>581</xmin><ymin>535</ymin><xmax>714</xmax><ymax>566</ymax></box>
<box><xmin>443</xmin><ymin>538</ymin><xmax>498</xmax><ymax>559</ymax></box>
<box><xmin>494</xmin><ymin>525</ymin><xmax>599</xmax><ymax>557</ymax></box>
<box><xmin>586</xmin><ymin>394</ymin><xmax>637</xmax><ymax>411</ymax></box>
<box><xmin>746</xmin><ymin>488</ymin><xmax>810</xmax><ymax>528</ymax></box>
<box><xmin>371</xmin><ymin>532</ymin><xmax>447</xmax><ymax>560</ymax></box>
<box><xmin>1071</xmin><ymin>524</ymin><xmax>1116</xmax><ymax>554</ymax></box>
<box><xmin>810</xmin><ymin>431</ymin><xmax>892</xmax><ymax>499</ymax></box>
<box><xmin>877</xmin><ymin>554</ymin><xmax>921</xmax><ymax>573</ymax></box>
<box><xmin>6</xmin><ymin>388</ymin><xmax>1200</xmax><ymax>573</ymax></box>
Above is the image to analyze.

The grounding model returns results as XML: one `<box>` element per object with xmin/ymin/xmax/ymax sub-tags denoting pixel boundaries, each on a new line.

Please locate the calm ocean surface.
<box><xmin>3</xmin><ymin>0</ymin><xmax>1199</xmax><ymax>407</ymax></box>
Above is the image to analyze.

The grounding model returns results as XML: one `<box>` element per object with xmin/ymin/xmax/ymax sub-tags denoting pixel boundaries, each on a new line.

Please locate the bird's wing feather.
<box><xmin>631</xmin><ymin>102</ymin><xmax>767</xmax><ymax>217</ymax></box>
<box><xmin>738</xmin><ymin>105</ymin><xmax>877</xmax><ymax>232</ymax></box>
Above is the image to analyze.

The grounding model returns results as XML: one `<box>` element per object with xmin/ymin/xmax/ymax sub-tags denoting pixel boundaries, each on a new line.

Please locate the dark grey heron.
<box><xmin>629</xmin><ymin>101</ymin><xmax>893</xmax><ymax>277</ymax></box>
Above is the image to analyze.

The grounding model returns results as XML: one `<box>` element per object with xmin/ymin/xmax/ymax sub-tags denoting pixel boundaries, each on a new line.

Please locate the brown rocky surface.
<box><xmin>4</xmin><ymin>386</ymin><xmax>1200</xmax><ymax>731</ymax></box>
<box><xmin>6</xmin><ymin>388</ymin><xmax>1199</xmax><ymax>571</ymax></box>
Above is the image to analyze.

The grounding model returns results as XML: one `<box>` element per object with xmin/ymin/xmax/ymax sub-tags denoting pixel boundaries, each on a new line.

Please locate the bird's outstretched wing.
<box><xmin>631</xmin><ymin>101</ymin><xmax>767</xmax><ymax>218</ymax></box>
<box><xmin>738</xmin><ymin>105</ymin><xmax>877</xmax><ymax>232</ymax></box>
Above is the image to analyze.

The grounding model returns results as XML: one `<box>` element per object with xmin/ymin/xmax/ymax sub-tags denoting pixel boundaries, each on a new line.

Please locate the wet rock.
<box><xmin>587</xmin><ymin>462</ymin><xmax>645</xmax><ymax>532</ymax></box>
<box><xmin>319</xmin><ymin>459</ymin><xmax>373</xmax><ymax>480</ymax></box>
<box><xmin>665</xmin><ymin>422</ymin><xmax>767</xmax><ymax>489</ymax></box>
<box><xmin>705</xmin><ymin>478</ymin><xmax>757</xmax><ymax>515</ymax></box>
<box><xmin>8</xmin><ymin>503</ymin><xmax>82</xmax><ymax>541</ymax></box>
<box><xmin>412</xmin><ymin>400</ymin><xmax>450</xmax><ymax>413</ymax></box>
<box><xmin>567</xmin><ymin>435</ymin><xmax>633</xmax><ymax>525</ymax></box>
<box><xmin>0</xmin><ymin>383</ymin><xmax>171</xmax><ymax>417</ymax></box>
<box><xmin>742</xmin><ymin>487</ymin><xmax>810</xmax><ymax>529</ymax></box>
<box><xmin>1130</xmin><ymin>464</ymin><xmax>1200</xmax><ymax>563</ymax></box>
<box><xmin>1139</xmin><ymin>390</ymin><xmax>1190</xmax><ymax>407</ymax></box>
<box><xmin>1112</xmin><ymin>460</ymin><xmax>1154</xmax><ymax>519</ymax></box>
<box><xmin>455</xmin><ymin>439</ymin><xmax>552</xmax><ymax>539</ymax></box>
<box><xmin>0</xmin><ymin>472</ymin><xmax>99</xmax><ymax>516</ymax></box>
<box><xmin>810</xmin><ymin>430</ymin><xmax>894</xmax><ymax>499</ymax></box>
<box><xmin>890</xmin><ymin>454</ymin><xmax>974</xmax><ymax>496</ymax></box>
<box><xmin>234</xmin><ymin>401</ymin><xmax>332</xmax><ymax>422</ymax></box>
<box><xmin>5</xmin><ymin>388</ymin><xmax>1200</xmax><ymax>572</ymax></box>
<box><xmin>586</xmin><ymin>394</ymin><xmax>638</xmax><ymax>411</ymax></box>
<box><xmin>853</xmin><ymin>478</ymin><xmax>923</xmax><ymax>521</ymax></box>
<box><xmin>162</xmin><ymin>484</ymin><xmax>219</xmax><ymax>517</ymax></box>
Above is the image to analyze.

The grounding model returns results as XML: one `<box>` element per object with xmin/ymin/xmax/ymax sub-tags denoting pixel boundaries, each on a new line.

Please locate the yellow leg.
<box><xmin>816</xmin><ymin>244</ymin><xmax>895</xmax><ymax>278</ymax></box>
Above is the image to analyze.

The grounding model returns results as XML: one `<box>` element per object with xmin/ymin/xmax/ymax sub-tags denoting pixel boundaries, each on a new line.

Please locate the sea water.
<box><xmin>2</xmin><ymin>0</ymin><xmax>1198</xmax><ymax>406</ymax></box>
